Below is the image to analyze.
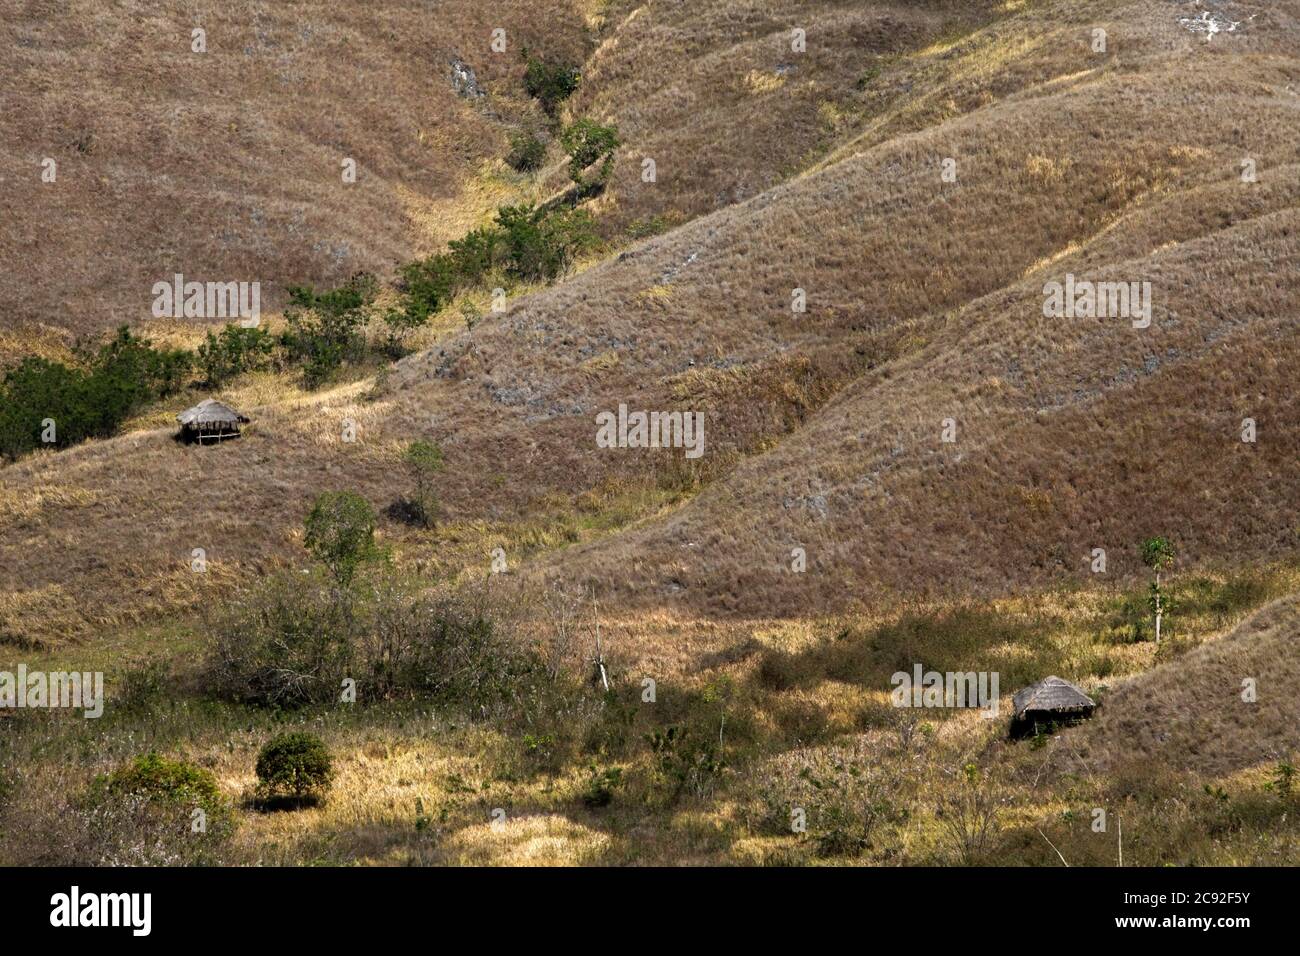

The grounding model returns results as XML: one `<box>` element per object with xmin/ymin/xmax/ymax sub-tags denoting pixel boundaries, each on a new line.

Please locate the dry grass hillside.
<box><xmin>1</xmin><ymin>0</ymin><xmax>1009</xmax><ymax>352</ymax></box>
<box><xmin>1069</xmin><ymin>592</ymin><xmax>1300</xmax><ymax>778</ymax></box>
<box><xmin>1</xmin><ymin>0</ymin><xmax>590</xmax><ymax>348</ymax></box>
<box><xmin>3</xmin><ymin>0</ymin><xmax>1299</xmax><ymax>645</ymax></box>
<box><xmin>570</xmin><ymin>0</ymin><xmax>1015</xmax><ymax>231</ymax></box>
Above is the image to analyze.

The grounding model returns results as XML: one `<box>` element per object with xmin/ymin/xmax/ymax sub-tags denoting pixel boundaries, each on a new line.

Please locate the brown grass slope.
<box><xmin>1</xmin><ymin>0</ymin><xmax>1008</xmax><ymax>351</ymax></box>
<box><xmin>1</xmin><ymin>0</ymin><xmax>590</xmax><ymax>344</ymax></box>
<box><xmin>520</xmin><ymin>2</ymin><xmax>1300</xmax><ymax>612</ymax></box>
<box><xmin>572</xmin><ymin>0</ymin><xmax>1013</xmax><ymax>232</ymax></box>
<box><xmin>1070</xmin><ymin>592</ymin><xmax>1300</xmax><ymax>777</ymax></box>
<box><xmin>2</xmin><ymin>0</ymin><xmax>1298</xmax><ymax>645</ymax></box>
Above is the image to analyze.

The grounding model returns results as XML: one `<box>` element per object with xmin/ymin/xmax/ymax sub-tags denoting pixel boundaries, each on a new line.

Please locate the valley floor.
<box><xmin>3</xmin><ymin>563</ymin><xmax>1297</xmax><ymax>866</ymax></box>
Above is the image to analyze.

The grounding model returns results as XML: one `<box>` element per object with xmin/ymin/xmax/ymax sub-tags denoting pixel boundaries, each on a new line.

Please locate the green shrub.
<box><xmin>0</xmin><ymin>327</ymin><xmax>193</xmax><ymax>460</ymax></box>
<box><xmin>304</xmin><ymin>490</ymin><xmax>382</xmax><ymax>585</ymax></box>
<box><xmin>560</xmin><ymin>119</ymin><xmax>620</xmax><ymax>192</ymax></box>
<box><xmin>403</xmin><ymin>440</ymin><xmax>444</xmax><ymax>527</ymax></box>
<box><xmin>378</xmin><ymin>305</ymin><xmax>428</xmax><ymax>358</ymax></box>
<box><xmin>522</xmin><ymin>50</ymin><xmax>580</xmax><ymax>116</ymax></box>
<box><xmin>196</xmin><ymin>324</ymin><xmax>273</xmax><ymax>386</ymax></box>
<box><xmin>581</xmin><ymin>764</ymin><xmax>623</xmax><ymax>808</ymax></box>
<box><xmin>203</xmin><ymin>573</ymin><xmax>545</xmax><ymax>711</ymax></box>
<box><xmin>255</xmin><ymin>733</ymin><xmax>333</xmax><ymax>807</ymax></box>
<box><xmin>0</xmin><ymin>357</ymin><xmax>89</xmax><ymax>458</ymax></box>
<box><xmin>70</xmin><ymin>753</ymin><xmax>234</xmax><ymax>865</ymax></box>
<box><xmin>447</xmin><ymin>225</ymin><xmax>501</xmax><ymax>286</ymax></box>
<box><xmin>203</xmin><ymin>572</ymin><xmax>355</xmax><ymax>707</ymax></box>
<box><xmin>279</xmin><ymin>305</ymin><xmax>367</xmax><ymax>388</ymax></box>
<box><xmin>396</xmin><ymin>254</ymin><xmax>457</xmax><ymax>323</ymax></box>
<box><xmin>647</xmin><ymin>725</ymin><xmax>724</xmax><ymax>801</ymax></box>
<box><xmin>101</xmin><ymin>752</ymin><xmax>226</xmax><ymax>817</ymax></box>
<box><xmin>392</xmin><ymin>201</ymin><xmax>597</xmax><ymax>323</ymax></box>
<box><xmin>753</xmin><ymin>746</ymin><xmax>897</xmax><ymax>857</ymax></box>
<box><xmin>507</xmin><ymin>128</ymin><xmax>547</xmax><ymax>172</ymax></box>
<box><xmin>279</xmin><ymin>274</ymin><xmax>376</xmax><ymax>387</ymax></box>
<box><xmin>1267</xmin><ymin>760</ymin><xmax>1296</xmax><ymax>799</ymax></box>
<box><xmin>496</xmin><ymin>202</ymin><xmax>598</xmax><ymax>281</ymax></box>
<box><xmin>287</xmin><ymin>271</ymin><xmax>377</xmax><ymax>316</ymax></box>
<box><xmin>625</xmin><ymin>215</ymin><xmax>672</xmax><ymax>240</ymax></box>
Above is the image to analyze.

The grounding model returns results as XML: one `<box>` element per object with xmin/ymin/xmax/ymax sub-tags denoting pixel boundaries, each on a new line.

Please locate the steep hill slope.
<box><xmin>1</xmin><ymin>0</ymin><xmax>590</xmax><ymax>345</ymax></box>
<box><xmin>1</xmin><ymin>0</ymin><xmax>1006</xmax><ymax>351</ymax></box>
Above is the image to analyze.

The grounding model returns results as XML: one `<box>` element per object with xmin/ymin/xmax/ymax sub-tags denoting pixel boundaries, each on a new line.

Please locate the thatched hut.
<box><xmin>177</xmin><ymin>398</ymin><xmax>249</xmax><ymax>444</ymax></box>
<box><xmin>1010</xmin><ymin>676</ymin><xmax>1096</xmax><ymax>738</ymax></box>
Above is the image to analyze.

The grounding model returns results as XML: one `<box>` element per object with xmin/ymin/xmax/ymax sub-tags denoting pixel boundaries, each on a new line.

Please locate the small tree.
<box><xmin>560</xmin><ymin>119</ymin><xmax>620</xmax><ymax>194</ymax></box>
<box><xmin>521</xmin><ymin>49</ymin><xmax>580</xmax><ymax>117</ymax></box>
<box><xmin>1269</xmin><ymin>760</ymin><xmax>1296</xmax><ymax>800</ymax></box>
<box><xmin>196</xmin><ymin>324</ymin><xmax>273</xmax><ymax>387</ymax></box>
<box><xmin>255</xmin><ymin>733</ymin><xmax>333</xmax><ymax>808</ymax></box>
<box><xmin>304</xmin><ymin>491</ymin><xmax>380</xmax><ymax>585</ymax></box>
<box><xmin>1140</xmin><ymin>536</ymin><xmax>1176</xmax><ymax>643</ymax></box>
<box><xmin>378</xmin><ymin>306</ymin><xmax>427</xmax><ymax>359</ymax></box>
<box><xmin>404</xmin><ymin>440</ymin><xmax>444</xmax><ymax>527</ymax></box>
<box><xmin>280</xmin><ymin>273</ymin><xmax>377</xmax><ymax>387</ymax></box>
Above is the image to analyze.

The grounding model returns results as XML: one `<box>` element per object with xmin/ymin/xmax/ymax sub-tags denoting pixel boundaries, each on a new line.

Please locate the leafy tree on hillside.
<box><xmin>255</xmin><ymin>733</ymin><xmax>333</xmax><ymax>808</ymax></box>
<box><xmin>404</xmin><ymin>440</ymin><xmax>444</xmax><ymax>527</ymax></box>
<box><xmin>496</xmin><ymin>203</ymin><xmax>597</xmax><ymax>281</ymax></box>
<box><xmin>0</xmin><ymin>357</ymin><xmax>88</xmax><ymax>458</ymax></box>
<box><xmin>304</xmin><ymin>491</ymin><xmax>381</xmax><ymax>586</ymax></box>
<box><xmin>279</xmin><ymin>272</ymin><xmax>379</xmax><ymax>386</ymax></box>
<box><xmin>1140</xmin><ymin>536</ymin><xmax>1176</xmax><ymax>643</ymax></box>
<box><xmin>560</xmin><ymin>119</ymin><xmax>620</xmax><ymax>194</ymax></box>
<box><xmin>506</xmin><ymin>128</ymin><xmax>547</xmax><ymax>172</ymax></box>
<box><xmin>0</xmin><ymin>327</ymin><xmax>192</xmax><ymax>460</ymax></box>
<box><xmin>286</xmin><ymin>271</ymin><xmax>378</xmax><ymax>317</ymax></box>
<box><xmin>396</xmin><ymin>253</ymin><xmax>458</xmax><ymax>324</ymax></box>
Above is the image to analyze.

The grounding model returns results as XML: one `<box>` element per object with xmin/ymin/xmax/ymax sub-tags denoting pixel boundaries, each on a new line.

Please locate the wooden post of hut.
<box><xmin>176</xmin><ymin>398</ymin><xmax>250</xmax><ymax>444</ymax></box>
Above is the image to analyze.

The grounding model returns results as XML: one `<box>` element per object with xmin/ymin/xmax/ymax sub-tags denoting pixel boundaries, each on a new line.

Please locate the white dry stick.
<box><xmin>1118</xmin><ymin>814</ymin><xmax>1124</xmax><ymax>867</ymax></box>
<box><xmin>1036</xmin><ymin>827</ymin><xmax>1070</xmax><ymax>866</ymax></box>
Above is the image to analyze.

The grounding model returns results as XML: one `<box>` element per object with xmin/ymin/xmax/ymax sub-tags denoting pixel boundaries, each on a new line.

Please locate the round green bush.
<box><xmin>255</xmin><ymin>732</ymin><xmax>334</xmax><ymax>806</ymax></box>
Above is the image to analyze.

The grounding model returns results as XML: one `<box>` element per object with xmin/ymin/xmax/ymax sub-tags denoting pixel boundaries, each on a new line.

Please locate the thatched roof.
<box><xmin>177</xmin><ymin>398</ymin><xmax>249</xmax><ymax>427</ymax></box>
<box><xmin>1012</xmin><ymin>676</ymin><xmax>1095</xmax><ymax>716</ymax></box>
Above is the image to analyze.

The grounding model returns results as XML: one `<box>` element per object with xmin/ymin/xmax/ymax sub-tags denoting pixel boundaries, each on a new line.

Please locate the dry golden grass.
<box><xmin>2</xmin><ymin>562</ymin><xmax>1296</xmax><ymax>866</ymax></box>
